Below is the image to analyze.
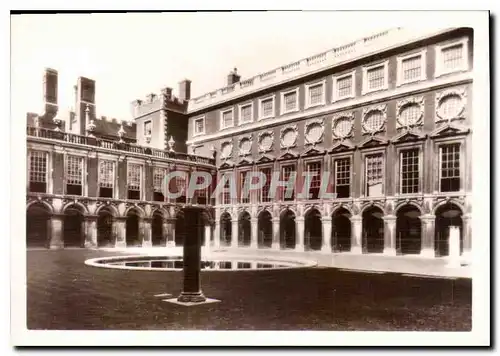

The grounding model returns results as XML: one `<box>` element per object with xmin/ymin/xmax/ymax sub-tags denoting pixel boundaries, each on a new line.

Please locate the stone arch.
<box><xmin>257</xmin><ymin>209</ymin><xmax>273</xmax><ymax>248</ymax></box>
<box><xmin>62</xmin><ymin>201</ymin><xmax>88</xmax><ymax>215</ymax></box>
<box><xmin>26</xmin><ymin>202</ymin><xmax>52</xmax><ymax>248</ymax></box>
<box><xmin>26</xmin><ymin>199</ymin><xmax>54</xmax><ymax>214</ymax></box>
<box><xmin>62</xmin><ymin>204</ymin><xmax>86</xmax><ymax>247</ymax></box>
<box><xmin>394</xmin><ymin>201</ymin><xmax>423</xmax><ymax>215</ymax></box>
<box><xmin>332</xmin><ymin>207</ymin><xmax>352</xmax><ymax>252</ymax></box>
<box><xmin>280</xmin><ymin>209</ymin><xmax>296</xmax><ymax>249</ymax></box>
<box><xmin>238</xmin><ymin>210</ymin><xmax>252</xmax><ymax>247</ymax></box>
<box><xmin>280</xmin><ymin>206</ymin><xmax>298</xmax><ymax>219</ymax></box>
<box><xmin>362</xmin><ymin>205</ymin><xmax>384</xmax><ymax>253</ymax></box>
<box><xmin>151</xmin><ymin>209</ymin><xmax>164</xmax><ymax>246</ymax></box>
<box><xmin>304</xmin><ymin>207</ymin><xmax>322</xmax><ymax>251</ymax></box>
<box><xmin>125</xmin><ymin>208</ymin><xmax>142</xmax><ymax>247</ymax></box>
<box><xmin>220</xmin><ymin>208</ymin><xmax>236</xmax><ymax>221</ymax></box>
<box><xmin>395</xmin><ymin>204</ymin><xmax>422</xmax><ymax>255</ymax></box>
<box><xmin>360</xmin><ymin>202</ymin><xmax>386</xmax><ymax>216</ymax></box>
<box><xmin>303</xmin><ymin>205</ymin><xmax>322</xmax><ymax>218</ymax></box>
<box><xmin>95</xmin><ymin>203</ymin><xmax>119</xmax><ymax>217</ymax></box>
<box><xmin>220</xmin><ymin>211</ymin><xmax>232</xmax><ymax>246</ymax></box>
<box><xmin>432</xmin><ymin>199</ymin><xmax>465</xmax><ymax>216</ymax></box>
<box><xmin>124</xmin><ymin>205</ymin><xmax>145</xmax><ymax>219</ymax></box>
<box><xmin>434</xmin><ymin>202</ymin><xmax>464</xmax><ymax>257</ymax></box>
<box><xmin>97</xmin><ymin>206</ymin><xmax>115</xmax><ymax>247</ymax></box>
<box><xmin>331</xmin><ymin>204</ymin><xmax>353</xmax><ymax>217</ymax></box>
<box><xmin>174</xmin><ymin>208</ymin><xmax>186</xmax><ymax>246</ymax></box>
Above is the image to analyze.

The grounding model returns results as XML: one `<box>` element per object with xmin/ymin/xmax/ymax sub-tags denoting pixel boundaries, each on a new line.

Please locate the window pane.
<box><xmin>222</xmin><ymin>111</ymin><xmax>233</xmax><ymax>128</ymax></box>
<box><xmin>367</xmin><ymin>65</ymin><xmax>385</xmax><ymax>90</ymax></box>
<box><xmin>402</xmin><ymin>55</ymin><xmax>422</xmax><ymax>82</ymax></box>
<box><xmin>400</xmin><ymin>149</ymin><xmax>419</xmax><ymax>194</ymax></box>
<box><xmin>241</xmin><ymin>105</ymin><xmax>252</xmax><ymax>122</ymax></box>
<box><xmin>308</xmin><ymin>84</ymin><xmax>324</xmax><ymax>105</ymax></box>
<box><xmin>365</xmin><ymin>153</ymin><xmax>384</xmax><ymax>196</ymax></box>
<box><xmin>442</xmin><ymin>44</ymin><xmax>464</xmax><ymax>71</ymax></box>
<box><xmin>261</xmin><ymin>99</ymin><xmax>273</xmax><ymax>117</ymax></box>
<box><xmin>440</xmin><ymin>143</ymin><xmax>461</xmax><ymax>192</ymax></box>
<box><xmin>337</xmin><ymin>75</ymin><xmax>353</xmax><ymax>98</ymax></box>
<box><xmin>127</xmin><ymin>164</ymin><xmax>141</xmax><ymax>191</ymax></box>
<box><xmin>99</xmin><ymin>160</ymin><xmax>114</xmax><ymax>188</ymax></box>
<box><xmin>195</xmin><ymin>119</ymin><xmax>204</xmax><ymax>133</ymax></box>
<box><xmin>283</xmin><ymin>91</ymin><xmax>297</xmax><ymax>112</ymax></box>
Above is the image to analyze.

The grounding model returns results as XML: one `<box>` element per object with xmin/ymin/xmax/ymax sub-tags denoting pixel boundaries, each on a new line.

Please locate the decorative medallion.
<box><xmin>258</xmin><ymin>131</ymin><xmax>274</xmax><ymax>153</ymax></box>
<box><xmin>304</xmin><ymin>118</ymin><xmax>324</xmax><ymax>146</ymax></box>
<box><xmin>238</xmin><ymin>135</ymin><xmax>253</xmax><ymax>157</ymax></box>
<box><xmin>362</xmin><ymin>105</ymin><xmax>387</xmax><ymax>135</ymax></box>
<box><xmin>280</xmin><ymin>125</ymin><xmax>298</xmax><ymax>149</ymax></box>
<box><xmin>396</xmin><ymin>97</ymin><xmax>424</xmax><ymax>129</ymax></box>
<box><xmin>332</xmin><ymin>112</ymin><xmax>354</xmax><ymax>140</ymax></box>
<box><xmin>220</xmin><ymin>140</ymin><xmax>233</xmax><ymax>160</ymax></box>
<box><xmin>435</xmin><ymin>88</ymin><xmax>467</xmax><ymax>123</ymax></box>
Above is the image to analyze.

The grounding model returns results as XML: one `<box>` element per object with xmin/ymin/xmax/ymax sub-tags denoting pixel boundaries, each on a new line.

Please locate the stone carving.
<box><xmin>304</xmin><ymin>118</ymin><xmax>324</xmax><ymax>146</ymax></box>
<box><xmin>220</xmin><ymin>140</ymin><xmax>233</xmax><ymax>160</ymax></box>
<box><xmin>280</xmin><ymin>125</ymin><xmax>298</xmax><ymax>149</ymax></box>
<box><xmin>362</xmin><ymin>104</ymin><xmax>387</xmax><ymax>135</ymax></box>
<box><xmin>332</xmin><ymin>112</ymin><xmax>354</xmax><ymax>140</ymax></box>
<box><xmin>396</xmin><ymin>97</ymin><xmax>424</xmax><ymax>129</ymax></box>
<box><xmin>238</xmin><ymin>134</ymin><xmax>253</xmax><ymax>157</ymax></box>
<box><xmin>258</xmin><ymin>131</ymin><xmax>274</xmax><ymax>153</ymax></box>
<box><xmin>435</xmin><ymin>87</ymin><xmax>467</xmax><ymax>123</ymax></box>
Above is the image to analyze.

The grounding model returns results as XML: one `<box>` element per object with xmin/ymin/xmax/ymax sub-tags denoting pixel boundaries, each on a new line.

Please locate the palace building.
<box><xmin>26</xmin><ymin>27</ymin><xmax>473</xmax><ymax>261</ymax></box>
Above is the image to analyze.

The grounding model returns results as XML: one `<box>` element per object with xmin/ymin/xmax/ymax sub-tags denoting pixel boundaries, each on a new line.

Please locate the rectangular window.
<box><xmin>365</xmin><ymin>153</ymin><xmax>384</xmax><ymax>197</ymax></box>
<box><xmin>239</xmin><ymin>171</ymin><xmax>250</xmax><ymax>203</ymax></box>
<box><xmin>402</xmin><ymin>55</ymin><xmax>422</xmax><ymax>83</ymax></box>
<box><xmin>400</xmin><ymin>149</ymin><xmax>420</xmax><ymax>194</ymax></box>
<box><xmin>28</xmin><ymin>150</ymin><xmax>48</xmax><ymax>193</ymax></box>
<box><xmin>221</xmin><ymin>109</ymin><xmax>234</xmax><ymax>129</ymax></box>
<box><xmin>98</xmin><ymin>160</ymin><xmax>114</xmax><ymax>198</ymax></box>
<box><xmin>194</xmin><ymin>117</ymin><xmax>205</xmax><ymax>135</ymax></box>
<box><xmin>442</xmin><ymin>44</ymin><xmax>464</xmax><ymax>72</ymax></box>
<box><xmin>440</xmin><ymin>143</ymin><xmax>461</xmax><ymax>192</ymax></box>
<box><xmin>221</xmin><ymin>174</ymin><xmax>231</xmax><ymax>205</ymax></box>
<box><xmin>260</xmin><ymin>98</ymin><xmax>274</xmax><ymax>118</ymax></box>
<box><xmin>169</xmin><ymin>174</ymin><xmax>187</xmax><ymax>203</ymax></box>
<box><xmin>66</xmin><ymin>155</ymin><xmax>83</xmax><ymax>196</ymax></box>
<box><xmin>153</xmin><ymin>167</ymin><xmax>165</xmax><ymax>202</ymax></box>
<box><xmin>240</xmin><ymin>104</ymin><xmax>252</xmax><ymax>123</ymax></box>
<box><xmin>336</xmin><ymin>75</ymin><xmax>353</xmax><ymax>99</ymax></box>
<box><xmin>194</xmin><ymin>174</ymin><xmax>209</xmax><ymax>205</ymax></box>
<box><xmin>335</xmin><ymin>158</ymin><xmax>351</xmax><ymax>198</ymax></box>
<box><xmin>260</xmin><ymin>168</ymin><xmax>272</xmax><ymax>203</ymax></box>
<box><xmin>282</xmin><ymin>165</ymin><xmax>295</xmax><ymax>201</ymax></box>
<box><xmin>306</xmin><ymin>162</ymin><xmax>321</xmax><ymax>200</ymax></box>
<box><xmin>127</xmin><ymin>163</ymin><xmax>142</xmax><ymax>200</ymax></box>
<box><xmin>308</xmin><ymin>83</ymin><xmax>324</xmax><ymax>107</ymax></box>
<box><xmin>367</xmin><ymin>65</ymin><xmax>385</xmax><ymax>90</ymax></box>
<box><xmin>144</xmin><ymin>120</ymin><xmax>152</xmax><ymax>136</ymax></box>
<box><xmin>283</xmin><ymin>90</ymin><xmax>298</xmax><ymax>113</ymax></box>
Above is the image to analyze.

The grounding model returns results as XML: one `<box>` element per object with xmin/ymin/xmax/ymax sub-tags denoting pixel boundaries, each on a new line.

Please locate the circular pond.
<box><xmin>85</xmin><ymin>255</ymin><xmax>317</xmax><ymax>271</ymax></box>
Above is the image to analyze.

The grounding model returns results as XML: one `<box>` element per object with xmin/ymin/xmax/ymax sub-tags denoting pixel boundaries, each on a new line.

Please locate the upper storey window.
<box><xmin>435</xmin><ymin>38</ymin><xmax>469</xmax><ymax>77</ymax></box>
<box><xmin>362</xmin><ymin>61</ymin><xmax>389</xmax><ymax>94</ymax></box>
<box><xmin>220</xmin><ymin>108</ymin><xmax>234</xmax><ymax>130</ymax></box>
<box><xmin>193</xmin><ymin>117</ymin><xmax>205</xmax><ymax>136</ymax></box>
<box><xmin>28</xmin><ymin>150</ymin><xmax>48</xmax><ymax>193</ymax></box>
<box><xmin>332</xmin><ymin>71</ymin><xmax>355</xmax><ymax>102</ymax></box>
<box><xmin>144</xmin><ymin>120</ymin><xmax>152</xmax><ymax>137</ymax></box>
<box><xmin>305</xmin><ymin>81</ymin><xmax>326</xmax><ymax>109</ymax></box>
<box><xmin>239</xmin><ymin>103</ymin><xmax>253</xmax><ymax>124</ymax></box>
<box><xmin>127</xmin><ymin>163</ymin><xmax>142</xmax><ymax>200</ymax></box>
<box><xmin>281</xmin><ymin>88</ymin><xmax>299</xmax><ymax>114</ymax></box>
<box><xmin>65</xmin><ymin>155</ymin><xmax>84</xmax><ymax>196</ymax></box>
<box><xmin>258</xmin><ymin>96</ymin><xmax>275</xmax><ymax>120</ymax></box>
<box><xmin>397</xmin><ymin>50</ymin><xmax>427</xmax><ymax>86</ymax></box>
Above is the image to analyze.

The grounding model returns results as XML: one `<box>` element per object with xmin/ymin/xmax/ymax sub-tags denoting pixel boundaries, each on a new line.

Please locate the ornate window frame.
<box><xmin>238</xmin><ymin>134</ymin><xmax>253</xmax><ymax>157</ymax></box>
<box><xmin>394</xmin><ymin>142</ymin><xmax>424</xmax><ymax>197</ymax></box>
<box><xmin>362</xmin><ymin>60</ymin><xmax>389</xmax><ymax>95</ymax></box>
<box><xmin>331</xmin><ymin>153</ymin><xmax>354</xmax><ymax>199</ymax></box>
<box><xmin>27</xmin><ymin>146</ymin><xmax>53</xmax><ymax>195</ymax></box>
<box><xmin>258</xmin><ymin>95</ymin><xmax>276</xmax><ymax>120</ymax></box>
<box><xmin>362</xmin><ymin>104</ymin><xmax>387</xmax><ymax>135</ymax></box>
<box><xmin>258</xmin><ymin>130</ymin><xmax>275</xmax><ymax>153</ymax></box>
<box><xmin>432</xmin><ymin>136</ymin><xmax>467</xmax><ymax>195</ymax></box>
<box><xmin>305</xmin><ymin>79</ymin><xmax>326</xmax><ymax>109</ymax></box>
<box><xmin>435</xmin><ymin>37</ymin><xmax>469</xmax><ymax>78</ymax></box>
<box><xmin>238</xmin><ymin>102</ymin><xmax>254</xmax><ymax>125</ymax></box>
<box><xmin>359</xmin><ymin>146</ymin><xmax>387</xmax><ymax>198</ymax></box>
<box><xmin>280</xmin><ymin>87</ymin><xmax>300</xmax><ymax>115</ymax></box>
<box><xmin>304</xmin><ymin>118</ymin><xmax>325</xmax><ymax>146</ymax></box>
<box><xmin>435</xmin><ymin>87</ymin><xmax>467</xmax><ymax>123</ymax></box>
<box><xmin>126</xmin><ymin>158</ymin><xmax>145</xmax><ymax>201</ymax></box>
<box><xmin>396</xmin><ymin>49</ymin><xmax>427</xmax><ymax>87</ymax></box>
<box><xmin>280</xmin><ymin>124</ymin><xmax>299</xmax><ymax>150</ymax></box>
<box><xmin>64</xmin><ymin>150</ymin><xmax>88</xmax><ymax>197</ymax></box>
<box><xmin>193</xmin><ymin>116</ymin><xmax>205</xmax><ymax>137</ymax></box>
<box><xmin>332</xmin><ymin>70</ymin><xmax>356</xmax><ymax>102</ymax></box>
<box><xmin>396</xmin><ymin>96</ymin><xmax>425</xmax><ymax>130</ymax></box>
<box><xmin>219</xmin><ymin>107</ymin><xmax>235</xmax><ymax>130</ymax></box>
<box><xmin>331</xmin><ymin>112</ymin><xmax>355</xmax><ymax>140</ymax></box>
<box><xmin>97</xmin><ymin>153</ymin><xmax>119</xmax><ymax>200</ymax></box>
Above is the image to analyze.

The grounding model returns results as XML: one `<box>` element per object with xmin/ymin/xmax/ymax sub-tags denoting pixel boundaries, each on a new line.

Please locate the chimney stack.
<box><xmin>178</xmin><ymin>79</ymin><xmax>191</xmax><ymax>101</ymax></box>
<box><xmin>227</xmin><ymin>67</ymin><xmax>241</xmax><ymax>86</ymax></box>
<box><xmin>43</xmin><ymin>68</ymin><xmax>58</xmax><ymax>115</ymax></box>
<box><xmin>161</xmin><ymin>87</ymin><xmax>173</xmax><ymax>100</ymax></box>
<box><xmin>76</xmin><ymin>76</ymin><xmax>96</xmax><ymax>135</ymax></box>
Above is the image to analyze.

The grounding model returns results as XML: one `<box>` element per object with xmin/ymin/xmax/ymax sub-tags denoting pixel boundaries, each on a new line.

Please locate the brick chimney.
<box><xmin>76</xmin><ymin>76</ymin><xmax>96</xmax><ymax>135</ymax></box>
<box><xmin>227</xmin><ymin>67</ymin><xmax>241</xmax><ymax>85</ymax></box>
<box><xmin>178</xmin><ymin>79</ymin><xmax>191</xmax><ymax>101</ymax></box>
<box><xmin>43</xmin><ymin>68</ymin><xmax>58</xmax><ymax>115</ymax></box>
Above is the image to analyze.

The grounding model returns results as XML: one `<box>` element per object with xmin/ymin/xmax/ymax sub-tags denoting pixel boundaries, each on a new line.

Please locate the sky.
<box><xmin>11</xmin><ymin>12</ymin><xmax>385</xmax><ymax>121</ymax></box>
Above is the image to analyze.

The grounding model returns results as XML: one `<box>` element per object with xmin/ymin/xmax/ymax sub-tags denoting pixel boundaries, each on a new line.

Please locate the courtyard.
<box><xmin>26</xmin><ymin>248</ymin><xmax>471</xmax><ymax>331</ymax></box>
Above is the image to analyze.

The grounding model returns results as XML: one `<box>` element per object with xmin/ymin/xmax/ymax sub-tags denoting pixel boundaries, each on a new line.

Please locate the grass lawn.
<box><xmin>26</xmin><ymin>249</ymin><xmax>471</xmax><ymax>331</ymax></box>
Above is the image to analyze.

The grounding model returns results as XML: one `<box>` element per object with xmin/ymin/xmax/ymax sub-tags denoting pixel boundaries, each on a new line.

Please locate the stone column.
<box><xmin>177</xmin><ymin>207</ymin><xmax>206</xmax><ymax>303</ymax></box>
<box><xmin>462</xmin><ymin>213</ymin><xmax>472</xmax><ymax>262</ymax></box>
<box><xmin>84</xmin><ymin>215</ymin><xmax>98</xmax><ymax>248</ymax></box>
<box><xmin>142</xmin><ymin>218</ymin><xmax>152</xmax><ymax>248</ymax></box>
<box><xmin>321</xmin><ymin>216</ymin><xmax>332</xmax><ymax>253</ymax></box>
<box><xmin>115</xmin><ymin>217</ymin><xmax>126</xmax><ymax>248</ymax></box>
<box><xmin>383</xmin><ymin>215</ymin><xmax>397</xmax><ymax>256</ymax></box>
<box><xmin>49</xmin><ymin>214</ymin><xmax>64</xmax><ymax>249</ymax></box>
<box><xmin>214</xmin><ymin>221</ymin><xmax>221</xmax><ymax>249</ymax></box>
<box><xmin>231</xmin><ymin>219</ymin><xmax>238</xmax><ymax>248</ymax></box>
<box><xmin>295</xmin><ymin>217</ymin><xmax>305</xmax><ymax>252</ymax></box>
<box><xmin>204</xmin><ymin>225</ymin><xmax>211</xmax><ymax>248</ymax></box>
<box><xmin>272</xmin><ymin>218</ymin><xmax>280</xmax><ymax>250</ymax></box>
<box><xmin>250</xmin><ymin>218</ymin><xmax>258</xmax><ymax>249</ymax></box>
<box><xmin>350</xmin><ymin>215</ymin><xmax>362</xmax><ymax>254</ymax></box>
<box><xmin>420</xmin><ymin>214</ymin><xmax>435</xmax><ymax>258</ymax></box>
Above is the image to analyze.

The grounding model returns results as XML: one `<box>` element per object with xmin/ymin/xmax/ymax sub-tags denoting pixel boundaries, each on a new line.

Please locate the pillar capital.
<box><xmin>382</xmin><ymin>215</ymin><xmax>397</xmax><ymax>222</ymax></box>
<box><xmin>84</xmin><ymin>214</ymin><xmax>99</xmax><ymax>221</ymax></box>
<box><xmin>351</xmin><ymin>215</ymin><xmax>362</xmax><ymax>222</ymax></box>
<box><xmin>295</xmin><ymin>216</ymin><xmax>305</xmax><ymax>223</ymax></box>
